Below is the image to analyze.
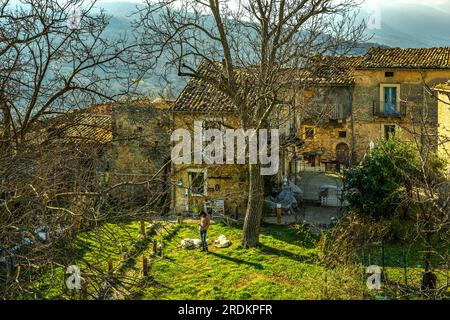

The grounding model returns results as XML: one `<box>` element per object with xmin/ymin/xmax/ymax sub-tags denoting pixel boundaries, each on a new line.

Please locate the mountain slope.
<box><xmin>362</xmin><ymin>4</ymin><xmax>450</xmax><ymax>48</ymax></box>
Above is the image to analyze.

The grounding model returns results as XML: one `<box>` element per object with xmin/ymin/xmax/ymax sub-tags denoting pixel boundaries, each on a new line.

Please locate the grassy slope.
<box><xmin>144</xmin><ymin>223</ymin><xmax>366</xmax><ymax>300</ymax></box>
<box><xmin>31</xmin><ymin>220</ymin><xmax>448</xmax><ymax>300</ymax></box>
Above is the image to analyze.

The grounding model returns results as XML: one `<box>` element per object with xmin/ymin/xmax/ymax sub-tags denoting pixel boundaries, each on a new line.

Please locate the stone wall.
<box><xmin>352</xmin><ymin>69</ymin><xmax>450</xmax><ymax>161</ymax></box>
<box><xmin>109</xmin><ymin>101</ymin><xmax>172</xmax><ymax>208</ymax></box>
<box><xmin>293</xmin><ymin>86</ymin><xmax>353</xmax><ymax>168</ymax></box>
<box><xmin>171</xmin><ymin>113</ymin><xmax>249</xmax><ymax>216</ymax></box>
<box><xmin>437</xmin><ymin>89</ymin><xmax>450</xmax><ymax>165</ymax></box>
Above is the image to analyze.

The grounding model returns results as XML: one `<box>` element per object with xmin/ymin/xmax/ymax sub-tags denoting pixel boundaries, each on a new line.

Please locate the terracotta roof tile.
<box><xmin>172</xmin><ymin>62</ymin><xmax>257</xmax><ymax>113</ymax></box>
<box><xmin>358</xmin><ymin>47</ymin><xmax>450</xmax><ymax>69</ymax></box>
<box><xmin>172</xmin><ymin>78</ymin><xmax>237</xmax><ymax>113</ymax></box>
<box><xmin>296</xmin><ymin>56</ymin><xmax>364</xmax><ymax>85</ymax></box>
<box><xmin>58</xmin><ymin>114</ymin><xmax>112</xmax><ymax>143</ymax></box>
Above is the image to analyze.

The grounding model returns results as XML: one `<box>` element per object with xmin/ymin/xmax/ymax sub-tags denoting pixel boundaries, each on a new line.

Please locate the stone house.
<box><xmin>286</xmin><ymin>56</ymin><xmax>364</xmax><ymax>174</ymax></box>
<box><xmin>351</xmin><ymin>47</ymin><xmax>450</xmax><ymax>161</ymax></box>
<box><xmin>169</xmin><ymin>47</ymin><xmax>450</xmax><ymax>216</ymax></box>
<box><xmin>37</xmin><ymin>99</ymin><xmax>173</xmax><ymax>211</ymax></box>
<box><xmin>293</xmin><ymin>47</ymin><xmax>450</xmax><ymax>173</ymax></box>
<box><xmin>103</xmin><ymin>99</ymin><xmax>173</xmax><ymax>210</ymax></box>
<box><xmin>433</xmin><ymin>81</ymin><xmax>450</xmax><ymax>165</ymax></box>
<box><xmin>169</xmin><ymin>76</ymin><xmax>250</xmax><ymax>217</ymax></box>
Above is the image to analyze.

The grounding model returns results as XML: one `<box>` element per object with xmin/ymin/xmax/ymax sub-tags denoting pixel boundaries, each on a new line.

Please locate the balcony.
<box><xmin>373</xmin><ymin>101</ymin><xmax>407</xmax><ymax>118</ymax></box>
<box><xmin>303</xmin><ymin>104</ymin><xmax>346</xmax><ymax>121</ymax></box>
<box><xmin>329</xmin><ymin>104</ymin><xmax>345</xmax><ymax>120</ymax></box>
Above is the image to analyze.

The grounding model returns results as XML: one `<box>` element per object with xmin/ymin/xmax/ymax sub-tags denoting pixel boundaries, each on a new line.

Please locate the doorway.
<box><xmin>336</xmin><ymin>143</ymin><xmax>350</xmax><ymax>168</ymax></box>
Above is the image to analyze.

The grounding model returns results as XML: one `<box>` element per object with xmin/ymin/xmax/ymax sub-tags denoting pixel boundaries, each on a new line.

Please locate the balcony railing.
<box><xmin>329</xmin><ymin>104</ymin><xmax>345</xmax><ymax>120</ymax></box>
<box><xmin>373</xmin><ymin>101</ymin><xmax>407</xmax><ymax>118</ymax></box>
<box><xmin>304</xmin><ymin>104</ymin><xmax>346</xmax><ymax>120</ymax></box>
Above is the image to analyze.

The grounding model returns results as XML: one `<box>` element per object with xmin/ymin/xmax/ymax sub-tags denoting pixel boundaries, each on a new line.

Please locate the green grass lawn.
<box><xmin>28</xmin><ymin>220</ymin><xmax>448</xmax><ymax>300</ymax></box>
<box><xmin>144</xmin><ymin>222</ymin><xmax>327</xmax><ymax>300</ymax></box>
<box><xmin>141</xmin><ymin>222</ymin><xmax>374</xmax><ymax>300</ymax></box>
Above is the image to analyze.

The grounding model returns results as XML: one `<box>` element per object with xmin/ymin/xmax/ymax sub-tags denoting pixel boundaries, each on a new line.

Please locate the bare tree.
<box><xmin>137</xmin><ymin>0</ymin><xmax>366</xmax><ymax>247</ymax></box>
<box><xmin>0</xmin><ymin>0</ymin><xmax>143</xmax><ymax>148</ymax></box>
<box><xmin>0</xmin><ymin>0</ymin><xmax>158</xmax><ymax>298</ymax></box>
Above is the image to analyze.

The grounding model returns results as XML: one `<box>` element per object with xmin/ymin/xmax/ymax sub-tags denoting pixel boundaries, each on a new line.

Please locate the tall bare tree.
<box><xmin>137</xmin><ymin>0</ymin><xmax>366</xmax><ymax>247</ymax></box>
<box><xmin>0</xmin><ymin>0</ymin><xmax>142</xmax><ymax>148</ymax></box>
<box><xmin>0</xmin><ymin>0</ymin><xmax>155</xmax><ymax>298</ymax></box>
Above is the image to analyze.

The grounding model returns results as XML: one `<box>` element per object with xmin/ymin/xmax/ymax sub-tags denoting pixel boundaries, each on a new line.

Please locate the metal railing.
<box><xmin>303</xmin><ymin>104</ymin><xmax>346</xmax><ymax>120</ymax></box>
<box><xmin>329</xmin><ymin>104</ymin><xmax>345</xmax><ymax>120</ymax></box>
<box><xmin>373</xmin><ymin>101</ymin><xmax>407</xmax><ymax>117</ymax></box>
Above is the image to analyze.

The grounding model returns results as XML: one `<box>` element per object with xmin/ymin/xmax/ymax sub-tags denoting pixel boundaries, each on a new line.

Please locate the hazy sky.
<box><xmin>365</xmin><ymin>0</ymin><xmax>449</xmax><ymax>10</ymax></box>
<box><xmin>100</xmin><ymin>0</ymin><xmax>449</xmax><ymax>4</ymax></box>
<box><xmin>99</xmin><ymin>0</ymin><xmax>449</xmax><ymax>13</ymax></box>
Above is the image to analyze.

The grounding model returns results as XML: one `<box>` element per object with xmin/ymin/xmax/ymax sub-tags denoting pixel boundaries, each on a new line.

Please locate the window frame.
<box><xmin>338</xmin><ymin>131</ymin><xmax>347</xmax><ymax>139</ymax></box>
<box><xmin>380</xmin><ymin>83</ymin><xmax>401</xmax><ymax>114</ymax></box>
<box><xmin>383</xmin><ymin>124</ymin><xmax>397</xmax><ymax>140</ymax></box>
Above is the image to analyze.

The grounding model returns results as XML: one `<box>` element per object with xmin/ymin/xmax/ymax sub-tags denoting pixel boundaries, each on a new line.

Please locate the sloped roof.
<box><xmin>40</xmin><ymin>112</ymin><xmax>112</xmax><ymax>144</ymax></box>
<box><xmin>56</xmin><ymin>114</ymin><xmax>112</xmax><ymax>143</ymax></box>
<box><xmin>171</xmin><ymin>61</ymin><xmax>261</xmax><ymax>113</ymax></box>
<box><xmin>295</xmin><ymin>56</ymin><xmax>364</xmax><ymax>85</ymax></box>
<box><xmin>172</xmin><ymin>77</ymin><xmax>237</xmax><ymax>113</ymax></box>
<box><xmin>357</xmin><ymin>47</ymin><xmax>450</xmax><ymax>69</ymax></box>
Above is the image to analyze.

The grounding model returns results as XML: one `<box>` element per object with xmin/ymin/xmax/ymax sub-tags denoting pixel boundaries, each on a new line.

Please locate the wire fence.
<box><xmin>358</xmin><ymin>242</ymin><xmax>450</xmax><ymax>299</ymax></box>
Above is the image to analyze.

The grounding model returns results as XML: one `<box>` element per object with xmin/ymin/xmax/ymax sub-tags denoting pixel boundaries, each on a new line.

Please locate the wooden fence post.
<box><xmin>153</xmin><ymin>240</ymin><xmax>158</xmax><ymax>256</ymax></box>
<box><xmin>108</xmin><ymin>260</ymin><xmax>114</xmax><ymax>278</ymax></box>
<box><xmin>276</xmin><ymin>204</ymin><xmax>282</xmax><ymax>225</ymax></box>
<box><xmin>140</xmin><ymin>220</ymin><xmax>146</xmax><ymax>238</ymax></box>
<box><xmin>143</xmin><ymin>257</ymin><xmax>149</xmax><ymax>277</ymax></box>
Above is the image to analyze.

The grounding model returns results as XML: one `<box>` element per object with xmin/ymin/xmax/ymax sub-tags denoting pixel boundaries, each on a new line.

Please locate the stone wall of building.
<box><xmin>292</xmin><ymin>86</ymin><xmax>353</xmax><ymax>169</ymax></box>
<box><xmin>437</xmin><ymin>89</ymin><xmax>450</xmax><ymax>164</ymax></box>
<box><xmin>352</xmin><ymin>69</ymin><xmax>450</xmax><ymax>161</ymax></box>
<box><xmin>171</xmin><ymin>113</ymin><xmax>249</xmax><ymax>216</ymax></box>
<box><xmin>109</xmin><ymin>101</ymin><xmax>172</xmax><ymax>208</ymax></box>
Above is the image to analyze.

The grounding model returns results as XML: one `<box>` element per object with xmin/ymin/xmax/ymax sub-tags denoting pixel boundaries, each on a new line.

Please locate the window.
<box><xmin>304</xmin><ymin>127</ymin><xmax>315</xmax><ymax>140</ymax></box>
<box><xmin>384</xmin><ymin>125</ymin><xmax>396</xmax><ymax>140</ymax></box>
<box><xmin>385</xmin><ymin>71</ymin><xmax>394</xmax><ymax>77</ymax></box>
<box><xmin>338</xmin><ymin>131</ymin><xmax>347</xmax><ymax>138</ymax></box>
<box><xmin>188</xmin><ymin>171</ymin><xmax>206</xmax><ymax>196</ymax></box>
<box><xmin>380</xmin><ymin>84</ymin><xmax>400</xmax><ymax>115</ymax></box>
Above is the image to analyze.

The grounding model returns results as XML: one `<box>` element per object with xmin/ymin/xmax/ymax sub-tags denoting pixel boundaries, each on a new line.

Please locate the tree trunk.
<box><xmin>242</xmin><ymin>164</ymin><xmax>264</xmax><ymax>248</ymax></box>
<box><xmin>421</xmin><ymin>208</ymin><xmax>437</xmax><ymax>293</ymax></box>
<box><xmin>0</xmin><ymin>92</ymin><xmax>12</xmax><ymax>151</ymax></box>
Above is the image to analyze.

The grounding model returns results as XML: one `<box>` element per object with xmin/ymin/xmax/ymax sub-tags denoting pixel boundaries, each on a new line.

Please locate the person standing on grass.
<box><xmin>199</xmin><ymin>211</ymin><xmax>211</xmax><ymax>253</ymax></box>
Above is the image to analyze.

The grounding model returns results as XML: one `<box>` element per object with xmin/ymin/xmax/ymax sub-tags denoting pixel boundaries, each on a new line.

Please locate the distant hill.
<box><xmin>361</xmin><ymin>4</ymin><xmax>450</xmax><ymax>48</ymax></box>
